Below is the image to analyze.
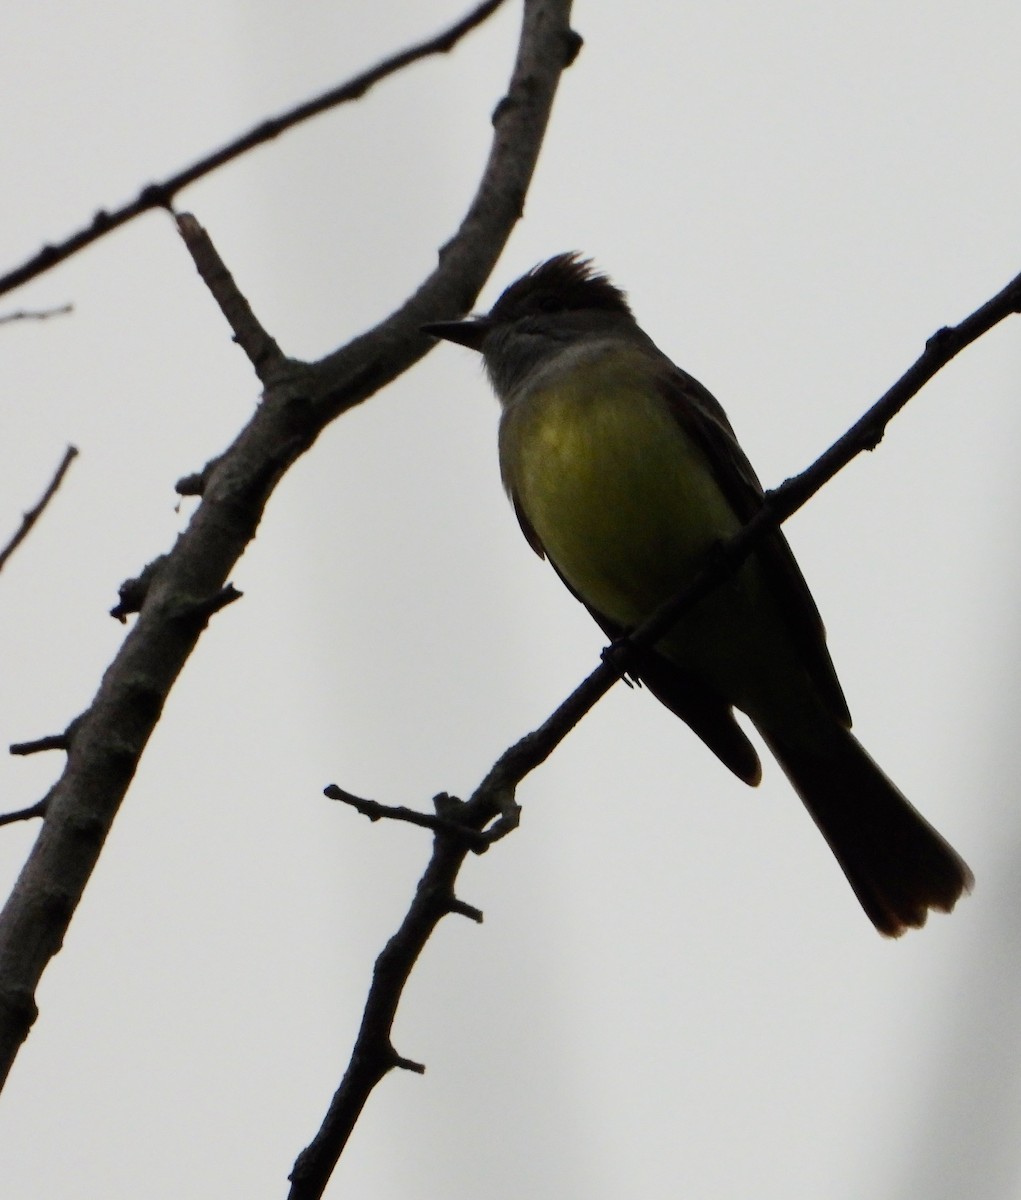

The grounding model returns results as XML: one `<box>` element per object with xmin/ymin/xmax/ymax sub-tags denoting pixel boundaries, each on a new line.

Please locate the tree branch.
<box><xmin>0</xmin><ymin>801</ymin><xmax>48</xmax><ymax>829</ymax></box>
<box><xmin>175</xmin><ymin>214</ymin><xmax>286</xmax><ymax>383</ymax></box>
<box><xmin>0</xmin><ymin>304</ymin><xmax>73</xmax><ymax>325</ymax></box>
<box><xmin>0</xmin><ymin>446</ymin><xmax>78</xmax><ymax>575</ymax></box>
<box><xmin>325</xmin><ymin>784</ymin><xmax>490</xmax><ymax>850</ymax></box>
<box><xmin>288</xmin><ymin>261</ymin><xmax>1021</xmax><ymax>1198</ymax></box>
<box><xmin>0</xmin><ymin>0</ymin><xmax>577</xmax><ymax>1098</ymax></box>
<box><xmin>0</xmin><ymin>0</ymin><xmax>510</xmax><ymax>300</ymax></box>
<box><xmin>9</xmin><ymin>733</ymin><xmax>72</xmax><ymax>757</ymax></box>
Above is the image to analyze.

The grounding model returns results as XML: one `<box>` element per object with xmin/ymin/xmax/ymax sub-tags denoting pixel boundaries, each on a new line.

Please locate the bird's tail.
<box><xmin>760</xmin><ymin>723</ymin><xmax>973</xmax><ymax>936</ymax></box>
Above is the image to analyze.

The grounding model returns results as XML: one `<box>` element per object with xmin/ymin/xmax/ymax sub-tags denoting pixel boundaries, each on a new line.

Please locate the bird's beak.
<box><xmin>421</xmin><ymin>316</ymin><xmax>492</xmax><ymax>352</ymax></box>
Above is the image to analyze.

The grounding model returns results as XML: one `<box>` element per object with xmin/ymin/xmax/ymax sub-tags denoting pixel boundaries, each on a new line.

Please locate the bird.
<box><xmin>423</xmin><ymin>253</ymin><xmax>972</xmax><ymax>935</ymax></box>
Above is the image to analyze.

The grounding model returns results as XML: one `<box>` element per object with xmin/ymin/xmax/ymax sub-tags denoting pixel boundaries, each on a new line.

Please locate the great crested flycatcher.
<box><xmin>423</xmin><ymin>253</ymin><xmax>972</xmax><ymax>935</ymax></box>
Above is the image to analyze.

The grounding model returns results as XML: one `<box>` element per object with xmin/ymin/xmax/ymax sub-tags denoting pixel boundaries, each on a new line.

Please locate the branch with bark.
<box><xmin>0</xmin><ymin>0</ymin><xmax>579</xmax><ymax>1103</ymax></box>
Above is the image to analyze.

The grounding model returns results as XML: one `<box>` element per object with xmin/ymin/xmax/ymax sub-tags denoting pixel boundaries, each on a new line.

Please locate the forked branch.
<box><xmin>0</xmin><ymin>0</ymin><xmax>578</xmax><ymax>1096</ymax></box>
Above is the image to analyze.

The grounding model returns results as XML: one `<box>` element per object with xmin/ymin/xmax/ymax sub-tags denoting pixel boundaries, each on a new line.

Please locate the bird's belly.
<box><xmin>509</xmin><ymin>380</ymin><xmax>744</xmax><ymax>628</ymax></box>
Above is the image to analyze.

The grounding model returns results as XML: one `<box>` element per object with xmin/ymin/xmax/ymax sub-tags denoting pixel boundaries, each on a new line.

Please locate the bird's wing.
<box><xmin>660</xmin><ymin>362</ymin><xmax>851</xmax><ymax>727</ymax></box>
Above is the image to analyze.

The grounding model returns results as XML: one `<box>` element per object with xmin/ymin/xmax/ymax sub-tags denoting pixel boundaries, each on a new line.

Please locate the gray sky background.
<box><xmin>1</xmin><ymin>3</ymin><xmax>1020</xmax><ymax>1197</ymax></box>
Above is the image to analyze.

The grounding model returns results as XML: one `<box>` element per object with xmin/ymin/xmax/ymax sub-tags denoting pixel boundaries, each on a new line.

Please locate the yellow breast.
<box><xmin>499</xmin><ymin>347</ymin><xmax>743</xmax><ymax>628</ymax></box>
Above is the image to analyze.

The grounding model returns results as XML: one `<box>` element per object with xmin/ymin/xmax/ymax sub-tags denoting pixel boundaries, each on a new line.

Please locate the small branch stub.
<box><xmin>10</xmin><ymin>733</ymin><xmax>70</xmax><ymax>757</ymax></box>
<box><xmin>0</xmin><ymin>800</ymin><xmax>49</xmax><ymax>828</ymax></box>
<box><xmin>447</xmin><ymin>896</ymin><xmax>484</xmax><ymax>924</ymax></box>
<box><xmin>324</xmin><ymin>785</ymin><xmax>488</xmax><ymax>849</ymax></box>
<box><xmin>171</xmin><ymin>583</ymin><xmax>244</xmax><ymax>628</ymax></box>
<box><xmin>389</xmin><ymin>1050</ymin><xmax>426</xmax><ymax>1076</ymax></box>
<box><xmin>110</xmin><ymin>556</ymin><xmax>167</xmax><ymax>622</ymax></box>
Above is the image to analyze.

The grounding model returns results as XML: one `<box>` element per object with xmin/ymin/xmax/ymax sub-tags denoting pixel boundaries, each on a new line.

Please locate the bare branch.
<box><xmin>175</xmin><ymin>215</ymin><xmax>286</xmax><ymax>382</ymax></box>
<box><xmin>324</xmin><ymin>784</ymin><xmax>489</xmax><ymax>849</ymax></box>
<box><xmin>0</xmin><ymin>0</ymin><xmax>510</xmax><ymax>300</ymax></box>
<box><xmin>289</xmin><ymin>261</ymin><xmax>1021</xmax><ymax>1199</ymax></box>
<box><xmin>0</xmin><ymin>0</ymin><xmax>577</xmax><ymax>1098</ymax></box>
<box><xmin>0</xmin><ymin>304</ymin><xmax>73</xmax><ymax>325</ymax></box>
<box><xmin>0</xmin><ymin>802</ymin><xmax>48</xmax><ymax>828</ymax></box>
<box><xmin>0</xmin><ymin>446</ymin><xmax>79</xmax><ymax>575</ymax></box>
<box><xmin>9</xmin><ymin>734</ymin><xmax>71</xmax><ymax>758</ymax></box>
<box><xmin>288</xmin><ymin>825</ymin><xmax>487</xmax><ymax>1199</ymax></box>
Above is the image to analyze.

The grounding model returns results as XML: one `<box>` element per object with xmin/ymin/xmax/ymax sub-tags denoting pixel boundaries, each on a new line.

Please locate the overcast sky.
<box><xmin>1</xmin><ymin>4</ymin><xmax>1020</xmax><ymax>1198</ymax></box>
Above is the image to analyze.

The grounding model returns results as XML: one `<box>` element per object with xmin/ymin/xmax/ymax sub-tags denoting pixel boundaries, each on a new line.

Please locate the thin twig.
<box><xmin>325</xmin><ymin>784</ymin><xmax>490</xmax><ymax>849</ymax></box>
<box><xmin>9</xmin><ymin>734</ymin><xmax>71</xmax><ymax>757</ymax></box>
<box><xmin>0</xmin><ymin>304</ymin><xmax>73</xmax><ymax>325</ymax></box>
<box><xmin>0</xmin><ymin>801</ymin><xmax>48</xmax><ymax>828</ymax></box>
<box><xmin>0</xmin><ymin>446</ymin><xmax>79</xmax><ymax>575</ymax></box>
<box><xmin>0</xmin><ymin>0</ymin><xmax>509</xmax><ymax>300</ymax></box>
